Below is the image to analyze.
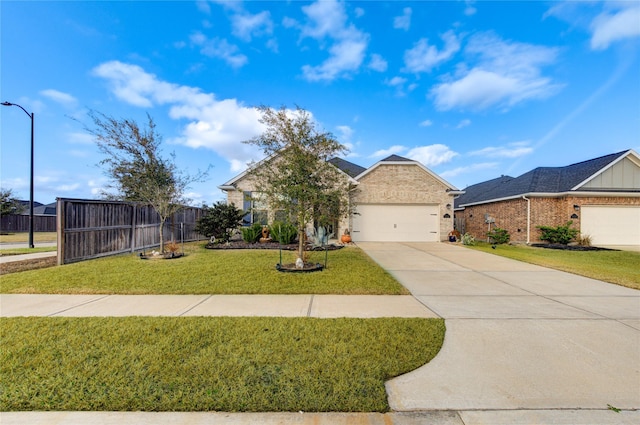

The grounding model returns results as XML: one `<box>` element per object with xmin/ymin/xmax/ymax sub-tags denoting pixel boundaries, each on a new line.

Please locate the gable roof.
<box><xmin>355</xmin><ymin>154</ymin><xmax>461</xmax><ymax>191</ymax></box>
<box><xmin>456</xmin><ymin>150</ymin><xmax>639</xmax><ymax>208</ymax></box>
<box><xmin>328</xmin><ymin>157</ymin><xmax>367</xmax><ymax>178</ymax></box>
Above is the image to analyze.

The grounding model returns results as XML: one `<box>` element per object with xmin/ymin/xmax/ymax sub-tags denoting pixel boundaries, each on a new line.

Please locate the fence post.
<box><xmin>56</xmin><ymin>198</ymin><xmax>64</xmax><ymax>265</ymax></box>
<box><xmin>130</xmin><ymin>203</ymin><xmax>136</xmax><ymax>253</ymax></box>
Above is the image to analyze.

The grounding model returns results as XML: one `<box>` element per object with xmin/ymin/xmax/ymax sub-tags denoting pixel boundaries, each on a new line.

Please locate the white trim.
<box><xmin>218</xmin><ymin>152</ymin><xmax>359</xmax><ymax>191</ymax></box>
<box><xmin>458</xmin><ymin>190</ymin><xmax>640</xmax><ymax>208</ymax></box>
<box><xmin>354</xmin><ymin>160</ymin><xmax>459</xmax><ymax>191</ymax></box>
<box><xmin>571</xmin><ymin>149</ymin><xmax>640</xmax><ymax>190</ymax></box>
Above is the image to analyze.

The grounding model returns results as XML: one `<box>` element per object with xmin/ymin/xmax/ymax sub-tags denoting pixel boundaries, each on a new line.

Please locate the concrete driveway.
<box><xmin>358</xmin><ymin>242</ymin><xmax>640</xmax><ymax>414</ymax></box>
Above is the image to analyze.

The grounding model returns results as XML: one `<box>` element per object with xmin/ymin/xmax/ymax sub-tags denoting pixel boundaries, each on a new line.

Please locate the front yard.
<box><xmin>468</xmin><ymin>242</ymin><xmax>640</xmax><ymax>290</ymax></box>
<box><xmin>0</xmin><ymin>242</ymin><xmax>442</xmax><ymax>412</ymax></box>
<box><xmin>0</xmin><ymin>243</ymin><xmax>408</xmax><ymax>295</ymax></box>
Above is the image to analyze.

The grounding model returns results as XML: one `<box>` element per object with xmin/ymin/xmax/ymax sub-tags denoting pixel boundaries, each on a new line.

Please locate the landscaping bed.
<box><xmin>530</xmin><ymin>243</ymin><xmax>618</xmax><ymax>251</ymax></box>
<box><xmin>204</xmin><ymin>240</ymin><xmax>345</xmax><ymax>251</ymax></box>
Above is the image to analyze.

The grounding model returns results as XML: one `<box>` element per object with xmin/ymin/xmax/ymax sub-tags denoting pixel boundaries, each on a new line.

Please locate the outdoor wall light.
<box><xmin>446</xmin><ymin>203</ymin><xmax>452</xmax><ymax>210</ymax></box>
<box><xmin>573</xmin><ymin>204</ymin><xmax>580</xmax><ymax>211</ymax></box>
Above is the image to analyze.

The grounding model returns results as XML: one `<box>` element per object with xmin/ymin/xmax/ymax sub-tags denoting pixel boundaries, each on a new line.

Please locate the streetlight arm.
<box><xmin>2</xmin><ymin>101</ymin><xmax>32</xmax><ymax>118</ymax></box>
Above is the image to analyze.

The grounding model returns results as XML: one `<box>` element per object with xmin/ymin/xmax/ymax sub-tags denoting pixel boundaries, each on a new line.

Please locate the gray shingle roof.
<box><xmin>381</xmin><ymin>154</ymin><xmax>413</xmax><ymax>162</ymax></box>
<box><xmin>328</xmin><ymin>157</ymin><xmax>367</xmax><ymax>178</ymax></box>
<box><xmin>456</xmin><ymin>150</ymin><xmax>631</xmax><ymax>207</ymax></box>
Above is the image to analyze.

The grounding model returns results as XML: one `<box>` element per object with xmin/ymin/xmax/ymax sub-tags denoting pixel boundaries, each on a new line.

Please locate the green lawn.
<box><xmin>0</xmin><ymin>316</ymin><xmax>445</xmax><ymax>412</ymax></box>
<box><xmin>0</xmin><ymin>246</ymin><xmax>56</xmax><ymax>255</ymax></box>
<box><xmin>0</xmin><ymin>232</ymin><xmax>57</xmax><ymax>243</ymax></box>
<box><xmin>0</xmin><ymin>243</ymin><xmax>408</xmax><ymax>295</ymax></box>
<box><xmin>468</xmin><ymin>243</ymin><xmax>640</xmax><ymax>290</ymax></box>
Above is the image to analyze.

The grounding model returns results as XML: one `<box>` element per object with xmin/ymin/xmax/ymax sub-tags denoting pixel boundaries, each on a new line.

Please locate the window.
<box><xmin>243</xmin><ymin>191</ymin><xmax>268</xmax><ymax>226</ymax></box>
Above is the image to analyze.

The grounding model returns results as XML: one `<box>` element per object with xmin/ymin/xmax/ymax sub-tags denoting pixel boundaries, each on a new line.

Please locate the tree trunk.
<box><xmin>159</xmin><ymin>218</ymin><xmax>165</xmax><ymax>253</ymax></box>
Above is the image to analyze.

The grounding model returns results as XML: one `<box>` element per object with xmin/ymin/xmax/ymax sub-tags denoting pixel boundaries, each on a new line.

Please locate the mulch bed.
<box><xmin>0</xmin><ymin>256</ymin><xmax>57</xmax><ymax>275</ymax></box>
<box><xmin>531</xmin><ymin>243</ymin><xmax>618</xmax><ymax>251</ymax></box>
<box><xmin>204</xmin><ymin>241</ymin><xmax>344</xmax><ymax>251</ymax></box>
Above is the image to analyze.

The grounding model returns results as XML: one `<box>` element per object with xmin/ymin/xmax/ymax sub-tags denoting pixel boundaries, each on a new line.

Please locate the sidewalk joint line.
<box><xmin>178</xmin><ymin>295</ymin><xmax>212</xmax><ymax>316</ymax></box>
<box><xmin>307</xmin><ymin>295</ymin><xmax>314</xmax><ymax>317</ymax></box>
<box><xmin>48</xmin><ymin>295</ymin><xmax>111</xmax><ymax>317</ymax></box>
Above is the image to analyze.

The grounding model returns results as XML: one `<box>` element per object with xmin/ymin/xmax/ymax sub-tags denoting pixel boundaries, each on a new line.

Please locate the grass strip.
<box><xmin>0</xmin><ymin>246</ymin><xmax>56</xmax><ymax>255</ymax></box>
<box><xmin>0</xmin><ymin>232</ymin><xmax>57</xmax><ymax>243</ymax></box>
<box><xmin>468</xmin><ymin>243</ymin><xmax>640</xmax><ymax>290</ymax></box>
<box><xmin>0</xmin><ymin>244</ymin><xmax>408</xmax><ymax>295</ymax></box>
<box><xmin>0</xmin><ymin>316</ymin><xmax>444</xmax><ymax>412</ymax></box>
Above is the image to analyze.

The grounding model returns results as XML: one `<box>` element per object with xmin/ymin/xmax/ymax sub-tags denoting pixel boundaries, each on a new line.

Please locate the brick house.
<box><xmin>454</xmin><ymin>150</ymin><xmax>640</xmax><ymax>246</ymax></box>
<box><xmin>219</xmin><ymin>154</ymin><xmax>462</xmax><ymax>242</ymax></box>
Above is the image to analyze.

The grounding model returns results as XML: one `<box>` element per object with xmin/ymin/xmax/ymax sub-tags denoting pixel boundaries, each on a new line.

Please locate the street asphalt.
<box><xmin>1</xmin><ymin>241</ymin><xmax>638</xmax><ymax>424</ymax></box>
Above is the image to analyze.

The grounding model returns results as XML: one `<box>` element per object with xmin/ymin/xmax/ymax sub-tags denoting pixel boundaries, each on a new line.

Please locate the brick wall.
<box><xmin>353</xmin><ymin>164</ymin><xmax>455</xmax><ymax>241</ymax></box>
<box><xmin>459</xmin><ymin>195</ymin><xmax>640</xmax><ymax>243</ymax></box>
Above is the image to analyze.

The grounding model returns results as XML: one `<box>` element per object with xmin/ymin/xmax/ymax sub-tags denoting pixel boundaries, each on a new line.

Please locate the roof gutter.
<box><xmin>218</xmin><ymin>185</ymin><xmax>235</xmax><ymax>191</ymax></box>
<box><xmin>522</xmin><ymin>195</ymin><xmax>530</xmax><ymax>244</ymax></box>
<box><xmin>458</xmin><ymin>190</ymin><xmax>640</xmax><ymax>208</ymax></box>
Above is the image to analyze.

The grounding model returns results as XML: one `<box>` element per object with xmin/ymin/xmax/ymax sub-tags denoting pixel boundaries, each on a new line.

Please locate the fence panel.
<box><xmin>0</xmin><ymin>215</ymin><xmax>56</xmax><ymax>233</ymax></box>
<box><xmin>57</xmin><ymin>198</ymin><xmax>204</xmax><ymax>264</ymax></box>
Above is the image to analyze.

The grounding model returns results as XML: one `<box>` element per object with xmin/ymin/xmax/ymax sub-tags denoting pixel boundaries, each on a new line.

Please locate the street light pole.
<box><xmin>2</xmin><ymin>101</ymin><xmax>35</xmax><ymax>248</ymax></box>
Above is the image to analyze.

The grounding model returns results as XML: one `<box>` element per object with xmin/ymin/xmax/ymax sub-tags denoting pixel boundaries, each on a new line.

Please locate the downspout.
<box><xmin>522</xmin><ymin>195</ymin><xmax>530</xmax><ymax>244</ymax></box>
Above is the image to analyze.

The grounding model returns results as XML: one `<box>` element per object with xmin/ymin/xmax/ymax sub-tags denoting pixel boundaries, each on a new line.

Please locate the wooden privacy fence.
<box><xmin>57</xmin><ymin>198</ymin><xmax>205</xmax><ymax>265</ymax></box>
<box><xmin>0</xmin><ymin>214</ymin><xmax>57</xmax><ymax>233</ymax></box>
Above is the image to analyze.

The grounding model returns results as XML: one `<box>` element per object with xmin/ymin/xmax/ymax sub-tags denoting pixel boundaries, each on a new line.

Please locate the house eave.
<box><xmin>571</xmin><ymin>149</ymin><xmax>640</xmax><ymax>190</ymax></box>
<box><xmin>355</xmin><ymin>160</ymin><xmax>460</xmax><ymax>191</ymax></box>
<box><xmin>218</xmin><ymin>185</ymin><xmax>236</xmax><ymax>191</ymax></box>
<box><xmin>457</xmin><ymin>190</ymin><xmax>640</xmax><ymax>208</ymax></box>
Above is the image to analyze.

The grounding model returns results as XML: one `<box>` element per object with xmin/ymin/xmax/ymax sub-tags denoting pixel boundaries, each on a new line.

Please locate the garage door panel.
<box><xmin>352</xmin><ymin>204</ymin><xmax>439</xmax><ymax>242</ymax></box>
<box><xmin>581</xmin><ymin>206</ymin><xmax>640</xmax><ymax>245</ymax></box>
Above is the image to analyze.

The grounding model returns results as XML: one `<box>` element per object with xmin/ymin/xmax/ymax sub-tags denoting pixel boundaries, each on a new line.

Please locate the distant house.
<box><xmin>219</xmin><ymin>155</ymin><xmax>462</xmax><ymax>242</ymax></box>
<box><xmin>454</xmin><ymin>150</ymin><xmax>640</xmax><ymax>246</ymax></box>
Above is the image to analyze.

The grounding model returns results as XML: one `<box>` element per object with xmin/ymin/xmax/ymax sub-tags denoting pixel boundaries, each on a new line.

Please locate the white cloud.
<box><xmin>464</xmin><ymin>1</ymin><xmax>477</xmax><ymax>16</ymax></box>
<box><xmin>298</xmin><ymin>0</ymin><xmax>370</xmax><ymax>82</ymax></box>
<box><xmin>403</xmin><ymin>30</ymin><xmax>460</xmax><ymax>73</ymax></box>
<box><xmin>456</xmin><ymin>119</ymin><xmax>471</xmax><ymax>129</ymax></box>
<box><xmin>590</xmin><ymin>4</ymin><xmax>640</xmax><ymax>50</ymax></box>
<box><xmin>387</xmin><ymin>76</ymin><xmax>407</xmax><ymax>87</ymax></box>
<box><xmin>40</xmin><ymin>89</ymin><xmax>77</xmax><ymax>107</ymax></box>
<box><xmin>419</xmin><ymin>119</ymin><xmax>433</xmax><ymax>127</ymax></box>
<box><xmin>370</xmin><ymin>145</ymin><xmax>406</xmax><ymax>158</ymax></box>
<box><xmin>469</xmin><ymin>141</ymin><xmax>533</xmax><ymax>158</ymax></box>
<box><xmin>368</xmin><ymin>54</ymin><xmax>387</xmax><ymax>72</ymax></box>
<box><xmin>195</xmin><ymin>0</ymin><xmax>210</xmax><ymax>14</ymax></box>
<box><xmin>394</xmin><ymin>7</ymin><xmax>412</xmax><ymax>31</ymax></box>
<box><xmin>189</xmin><ymin>31</ymin><xmax>248</xmax><ymax>68</ymax></box>
<box><xmin>93</xmin><ymin>61</ymin><xmax>266</xmax><ymax>172</ymax></box>
<box><xmin>231</xmin><ymin>10</ymin><xmax>273</xmax><ymax>41</ymax></box>
<box><xmin>431</xmin><ymin>32</ymin><xmax>561</xmax><ymax>111</ymax></box>
<box><xmin>440</xmin><ymin>162</ymin><xmax>498</xmax><ymax>179</ymax></box>
<box><xmin>406</xmin><ymin>144</ymin><xmax>458</xmax><ymax>167</ymax></box>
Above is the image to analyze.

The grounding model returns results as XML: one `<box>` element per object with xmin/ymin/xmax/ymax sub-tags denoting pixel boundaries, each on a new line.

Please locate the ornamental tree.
<box><xmin>244</xmin><ymin>106</ymin><xmax>354</xmax><ymax>261</ymax></box>
<box><xmin>86</xmin><ymin>111</ymin><xmax>208</xmax><ymax>252</ymax></box>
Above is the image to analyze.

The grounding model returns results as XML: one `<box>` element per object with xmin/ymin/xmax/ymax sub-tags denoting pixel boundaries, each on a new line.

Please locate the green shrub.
<box><xmin>537</xmin><ymin>221</ymin><xmax>579</xmax><ymax>244</ymax></box>
<box><xmin>195</xmin><ymin>202</ymin><xmax>245</xmax><ymax>243</ymax></box>
<box><xmin>487</xmin><ymin>227</ymin><xmax>510</xmax><ymax>244</ymax></box>
<box><xmin>462</xmin><ymin>233</ymin><xmax>476</xmax><ymax>246</ymax></box>
<box><xmin>241</xmin><ymin>223</ymin><xmax>263</xmax><ymax>243</ymax></box>
<box><xmin>270</xmin><ymin>221</ymin><xmax>297</xmax><ymax>244</ymax></box>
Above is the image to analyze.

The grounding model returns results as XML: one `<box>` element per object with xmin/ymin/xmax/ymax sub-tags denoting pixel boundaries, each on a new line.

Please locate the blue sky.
<box><xmin>1</xmin><ymin>0</ymin><xmax>639</xmax><ymax>206</ymax></box>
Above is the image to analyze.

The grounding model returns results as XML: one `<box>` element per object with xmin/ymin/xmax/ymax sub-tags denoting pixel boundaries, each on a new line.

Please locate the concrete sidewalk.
<box><xmin>0</xmin><ymin>294</ymin><xmax>435</xmax><ymax>318</ymax></box>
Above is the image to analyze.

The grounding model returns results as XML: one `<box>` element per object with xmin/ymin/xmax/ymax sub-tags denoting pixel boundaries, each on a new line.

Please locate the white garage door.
<box><xmin>351</xmin><ymin>204</ymin><xmax>439</xmax><ymax>242</ymax></box>
<box><xmin>581</xmin><ymin>206</ymin><xmax>640</xmax><ymax>245</ymax></box>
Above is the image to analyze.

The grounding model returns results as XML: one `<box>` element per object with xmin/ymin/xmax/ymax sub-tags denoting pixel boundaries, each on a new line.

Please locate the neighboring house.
<box><xmin>219</xmin><ymin>154</ymin><xmax>462</xmax><ymax>242</ymax></box>
<box><xmin>454</xmin><ymin>149</ymin><xmax>640</xmax><ymax>246</ymax></box>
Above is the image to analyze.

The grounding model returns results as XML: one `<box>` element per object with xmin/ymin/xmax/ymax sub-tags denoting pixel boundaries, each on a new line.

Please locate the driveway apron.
<box><xmin>357</xmin><ymin>242</ymin><xmax>640</xmax><ymax>411</ymax></box>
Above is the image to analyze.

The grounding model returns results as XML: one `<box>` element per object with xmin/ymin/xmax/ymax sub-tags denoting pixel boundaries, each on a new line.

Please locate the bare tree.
<box><xmin>244</xmin><ymin>106</ymin><xmax>354</xmax><ymax>262</ymax></box>
<box><xmin>86</xmin><ymin>111</ymin><xmax>208</xmax><ymax>252</ymax></box>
